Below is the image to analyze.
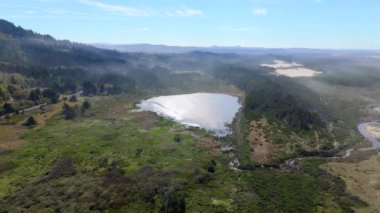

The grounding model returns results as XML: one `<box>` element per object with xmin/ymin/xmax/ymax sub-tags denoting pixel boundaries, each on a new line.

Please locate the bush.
<box><xmin>162</xmin><ymin>191</ymin><xmax>186</xmax><ymax>213</ymax></box>
<box><xmin>135</xmin><ymin>148</ymin><xmax>143</xmax><ymax>157</ymax></box>
<box><xmin>2</xmin><ymin>102</ymin><xmax>15</xmax><ymax>113</ymax></box>
<box><xmin>207</xmin><ymin>165</ymin><xmax>216</xmax><ymax>173</ymax></box>
<box><xmin>42</xmin><ymin>89</ymin><xmax>59</xmax><ymax>104</ymax></box>
<box><xmin>62</xmin><ymin>103</ymin><xmax>79</xmax><ymax>120</ymax></box>
<box><xmin>28</xmin><ymin>89</ymin><xmax>41</xmax><ymax>103</ymax></box>
<box><xmin>83</xmin><ymin>81</ymin><xmax>97</xmax><ymax>96</ymax></box>
<box><xmin>69</xmin><ymin>95</ymin><xmax>77</xmax><ymax>102</ymax></box>
<box><xmin>193</xmin><ymin>169</ymin><xmax>212</xmax><ymax>184</ymax></box>
<box><xmin>0</xmin><ymin>88</ymin><xmax>9</xmax><ymax>101</ymax></box>
<box><xmin>81</xmin><ymin>100</ymin><xmax>91</xmax><ymax>114</ymax></box>
<box><xmin>174</xmin><ymin>134</ymin><xmax>181</xmax><ymax>143</ymax></box>
<box><xmin>22</xmin><ymin>116</ymin><xmax>37</xmax><ymax>127</ymax></box>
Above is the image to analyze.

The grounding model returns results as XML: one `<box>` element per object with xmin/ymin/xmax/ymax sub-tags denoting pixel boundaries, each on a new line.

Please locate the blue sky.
<box><xmin>1</xmin><ymin>0</ymin><xmax>379</xmax><ymax>49</ymax></box>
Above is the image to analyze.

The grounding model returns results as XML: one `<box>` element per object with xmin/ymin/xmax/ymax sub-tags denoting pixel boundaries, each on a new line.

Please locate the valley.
<box><xmin>0</xmin><ymin>19</ymin><xmax>379</xmax><ymax>212</ymax></box>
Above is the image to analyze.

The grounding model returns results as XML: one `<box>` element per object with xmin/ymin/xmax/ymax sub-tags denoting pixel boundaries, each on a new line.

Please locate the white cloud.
<box><xmin>167</xmin><ymin>8</ymin><xmax>203</xmax><ymax>17</ymax></box>
<box><xmin>79</xmin><ymin>0</ymin><xmax>149</xmax><ymax>17</ymax></box>
<box><xmin>253</xmin><ymin>8</ymin><xmax>268</xmax><ymax>16</ymax></box>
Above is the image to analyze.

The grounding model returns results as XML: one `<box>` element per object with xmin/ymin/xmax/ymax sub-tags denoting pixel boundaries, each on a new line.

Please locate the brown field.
<box><xmin>0</xmin><ymin>125</ymin><xmax>24</xmax><ymax>151</ymax></box>
<box><xmin>323</xmin><ymin>154</ymin><xmax>380</xmax><ymax>212</ymax></box>
<box><xmin>196</xmin><ymin>139</ymin><xmax>222</xmax><ymax>157</ymax></box>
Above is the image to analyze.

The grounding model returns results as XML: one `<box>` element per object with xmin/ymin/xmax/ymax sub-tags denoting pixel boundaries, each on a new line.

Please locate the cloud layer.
<box><xmin>79</xmin><ymin>0</ymin><xmax>150</xmax><ymax>17</ymax></box>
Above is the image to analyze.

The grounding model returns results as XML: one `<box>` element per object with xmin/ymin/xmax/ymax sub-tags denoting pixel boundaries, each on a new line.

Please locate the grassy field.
<box><xmin>323</xmin><ymin>154</ymin><xmax>380</xmax><ymax>212</ymax></box>
<box><xmin>0</xmin><ymin>93</ymin><xmax>364</xmax><ymax>212</ymax></box>
<box><xmin>0</xmin><ymin>72</ymin><xmax>373</xmax><ymax>211</ymax></box>
<box><xmin>0</xmin><ymin>95</ymin><xmax>241</xmax><ymax>211</ymax></box>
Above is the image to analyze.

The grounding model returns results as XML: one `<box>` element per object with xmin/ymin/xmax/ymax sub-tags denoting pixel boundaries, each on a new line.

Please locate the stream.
<box><xmin>279</xmin><ymin>107</ymin><xmax>380</xmax><ymax>171</ymax></box>
<box><xmin>341</xmin><ymin>107</ymin><xmax>380</xmax><ymax>157</ymax></box>
<box><xmin>357</xmin><ymin>121</ymin><xmax>380</xmax><ymax>150</ymax></box>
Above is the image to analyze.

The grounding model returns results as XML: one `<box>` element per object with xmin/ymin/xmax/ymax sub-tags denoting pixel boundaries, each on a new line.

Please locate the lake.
<box><xmin>137</xmin><ymin>93</ymin><xmax>241</xmax><ymax>136</ymax></box>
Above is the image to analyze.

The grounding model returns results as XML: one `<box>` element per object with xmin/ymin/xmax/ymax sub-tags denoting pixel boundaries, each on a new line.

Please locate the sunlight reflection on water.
<box><xmin>137</xmin><ymin>93</ymin><xmax>241</xmax><ymax>136</ymax></box>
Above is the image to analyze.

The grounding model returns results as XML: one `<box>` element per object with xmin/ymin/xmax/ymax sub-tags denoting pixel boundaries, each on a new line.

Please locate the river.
<box><xmin>357</xmin><ymin>107</ymin><xmax>380</xmax><ymax>150</ymax></box>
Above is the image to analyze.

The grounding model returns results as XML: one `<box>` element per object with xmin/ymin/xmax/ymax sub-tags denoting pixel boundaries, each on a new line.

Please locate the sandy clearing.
<box><xmin>365</xmin><ymin>124</ymin><xmax>380</xmax><ymax>139</ymax></box>
<box><xmin>261</xmin><ymin>60</ymin><xmax>322</xmax><ymax>77</ymax></box>
<box><xmin>261</xmin><ymin>60</ymin><xmax>303</xmax><ymax>69</ymax></box>
<box><xmin>274</xmin><ymin>68</ymin><xmax>322</xmax><ymax>77</ymax></box>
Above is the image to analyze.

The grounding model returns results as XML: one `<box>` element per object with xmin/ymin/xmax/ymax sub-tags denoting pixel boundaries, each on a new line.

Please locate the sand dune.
<box><xmin>261</xmin><ymin>60</ymin><xmax>322</xmax><ymax>77</ymax></box>
<box><xmin>366</xmin><ymin>124</ymin><xmax>380</xmax><ymax>139</ymax></box>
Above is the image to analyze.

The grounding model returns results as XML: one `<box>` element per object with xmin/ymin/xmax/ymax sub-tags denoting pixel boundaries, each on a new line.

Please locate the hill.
<box><xmin>0</xmin><ymin>19</ymin><xmax>125</xmax><ymax>68</ymax></box>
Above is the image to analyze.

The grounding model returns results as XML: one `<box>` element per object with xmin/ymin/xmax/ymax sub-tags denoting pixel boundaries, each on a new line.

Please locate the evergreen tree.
<box><xmin>29</xmin><ymin>89</ymin><xmax>41</xmax><ymax>103</ymax></box>
<box><xmin>83</xmin><ymin>81</ymin><xmax>97</xmax><ymax>96</ymax></box>
<box><xmin>42</xmin><ymin>89</ymin><xmax>59</xmax><ymax>103</ymax></box>
<box><xmin>2</xmin><ymin>102</ymin><xmax>15</xmax><ymax>113</ymax></box>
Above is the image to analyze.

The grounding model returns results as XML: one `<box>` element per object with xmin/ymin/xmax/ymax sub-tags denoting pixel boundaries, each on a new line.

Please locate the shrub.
<box><xmin>207</xmin><ymin>165</ymin><xmax>216</xmax><ymax>173</ymax></box>
<box><xmin>69</xmin><ymin>95</ymin><xmax>77</xmax><ymax>102</ymax></box>
<box><xmin>135</xmin><ymin>148</ymin><xmax>143</xmax><ymax>157</ymax></box>
<box><xmin>62</xmin><ymin>103</ymin><xmax>79</xmax><ymax>120</ymax></box>
<box><xmin>2</xmin><ymin>102</ymin><xmax>15</xmax><ymax>113</ymax></box>
<box><xmin>174</xmin><ymin>134</ymin><xmax>181</xmax><ymax>143</ymax></box>
<box><xmin>42</xmin><ymin>89</ymin><xmax>59</xmax><ymax>104</ymax></box>
<box><xmin>81</xmin><ymin>100</ymin><xmax>91</xmax><ymax>114</ymax></box>
<box><xmin>22</xmin><ymin>116</ymin><xmax>37</xmax><ymax>127</ymax></box>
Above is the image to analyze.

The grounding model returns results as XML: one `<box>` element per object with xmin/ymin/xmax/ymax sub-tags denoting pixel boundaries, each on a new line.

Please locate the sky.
<box><xmin>1</xmin><ymin>0</ymin><xmax>380</xmax><ymax>49</ymax></box>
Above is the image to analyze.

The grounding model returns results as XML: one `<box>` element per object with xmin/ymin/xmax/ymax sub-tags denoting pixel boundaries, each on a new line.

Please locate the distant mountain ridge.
<box><xmin>0</xmin><ymin>19</ymin><xmax>53</xmax><ymax>39</ymax></box>
<box><xmin>0</xmin><ymin>19</ymin><xmax>124</xmax><ymax>67</ymax></box>
<box><xmin>93</xmin><ymin>43</ymin><xmax>379</xmax><ymax>55</ymax></box>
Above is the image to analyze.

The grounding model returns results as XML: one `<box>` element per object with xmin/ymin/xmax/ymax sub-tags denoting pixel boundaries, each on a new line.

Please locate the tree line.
<box><xmin>213</xmin><ymin>65</ymin><xmax>325</xmax><ymax>131</ymax></box>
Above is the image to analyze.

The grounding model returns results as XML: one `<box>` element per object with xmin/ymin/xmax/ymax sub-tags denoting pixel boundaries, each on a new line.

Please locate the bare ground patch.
<box><xmin>248</xmin><ymin>119</ymin><xmax>279</xmax><ymax>164</ymax></box>
<box><xmin>131</xmin><ymin>111</ymin><xmax>160</xmax><ymax>129</ymax></box>
<box><xmin>196</xmin><ymin>139</ymin><xmax>222</xmax><ymax>157</ymax></box>
<box><xmin>106</xmin><ymin>104</ymin><xmax>127</xmax><ymax>118</ymax></box>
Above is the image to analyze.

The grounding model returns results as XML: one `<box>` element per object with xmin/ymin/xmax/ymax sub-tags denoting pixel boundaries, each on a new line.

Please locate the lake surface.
<box><xmin>137</xmin><ymin>93</ymin><xmax>241</xmax><ymax>136</ymax></box>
